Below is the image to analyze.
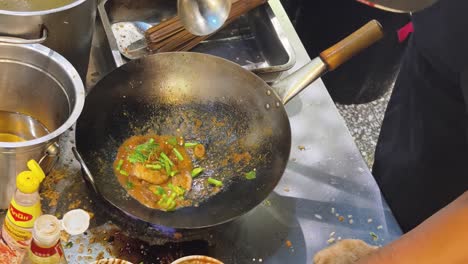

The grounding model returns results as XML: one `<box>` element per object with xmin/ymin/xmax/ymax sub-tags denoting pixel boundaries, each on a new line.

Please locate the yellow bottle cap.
<box><xmin>16</xmin><ymin>160</ymin><xmax>46</xmax><ymax>194</ymax></box>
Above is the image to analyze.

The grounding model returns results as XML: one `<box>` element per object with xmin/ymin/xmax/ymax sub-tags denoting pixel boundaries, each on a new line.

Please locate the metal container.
<box><xmin>0</xmin><ymin>43</ymin><xmax>85</xmax><ymax>209</ymax></box>
<box><xmin>0</xmin><ymin>0</ymin><xmax>97</xmax><ymax>79</ymax></box>
<box><xmin>98</xmin><ymin>0</ymin><xmax>295</xmax><ymax>74</ymax></box>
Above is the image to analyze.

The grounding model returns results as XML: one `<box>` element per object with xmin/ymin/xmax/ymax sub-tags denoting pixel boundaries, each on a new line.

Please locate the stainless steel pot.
<box><xmin>0</xmin><ymin>0</ymin><xmax>96</xmax><ymax>79</ymax></box>
<box><xmin>0</xmin><ymin>43</ymin><xmax>85</xmax><ymax>209</ymax></box>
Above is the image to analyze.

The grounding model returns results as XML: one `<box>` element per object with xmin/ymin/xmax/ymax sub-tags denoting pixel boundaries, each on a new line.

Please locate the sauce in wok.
<box><xmin>114</xmin><ymin>134</ymin><xmax>209</xmax><ymax>211</ymax></box>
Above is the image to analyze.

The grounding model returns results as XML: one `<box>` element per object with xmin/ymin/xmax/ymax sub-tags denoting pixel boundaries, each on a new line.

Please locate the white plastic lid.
<box><xmin>61</xmin><ymin>209</ymin><xmax>90</xmax><ymax>236</ymax></box>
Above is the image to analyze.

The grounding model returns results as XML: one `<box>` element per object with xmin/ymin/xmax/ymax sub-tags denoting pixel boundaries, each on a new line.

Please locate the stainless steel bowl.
<box><xmin>0</xmin><ymin>43</ymin><xmax>85</xmax><ymax>208</ymax></box>
<box><xmin>0</xmin><ymin>0</ymin><xmax>96</xmax><ymax>79</ymax></box>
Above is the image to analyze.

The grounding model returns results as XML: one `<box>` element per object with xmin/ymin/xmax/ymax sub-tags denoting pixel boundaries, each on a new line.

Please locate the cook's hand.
<box><xmin>313</xmin><ymin>239</ymin><xmax>378</xmax><ymax>264</ymax></box>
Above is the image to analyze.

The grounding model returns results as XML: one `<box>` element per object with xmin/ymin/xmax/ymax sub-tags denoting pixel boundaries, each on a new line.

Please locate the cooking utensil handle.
<box><xmin>0</xmin><ymin>28</ymin><xmax>48</xmax><ymax>44</ymax></box>
<box><xmin>272</xmin><ymin>20</ymin><xmax>384</xmax><ymax>104</ymax></box>
<box><xmin>319</xmin><ymin>20</ymin><xmax>383</xmax><ymax>71</ymax></box>
<box><xmin>38</xmin><ymin>143</ymin><xmax>60</xmax><ymax>174</ymax></box>
<box><xmin>72</xmin><ymin>147</ymin><xmax>99</xmax><ymax>194</ymax></box>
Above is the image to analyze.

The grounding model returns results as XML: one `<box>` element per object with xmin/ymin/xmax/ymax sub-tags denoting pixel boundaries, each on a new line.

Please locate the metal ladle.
<box><xmin>178</xmin><ymin>0</ymin><xmax>232</xmax><ymax>36</ymax></box>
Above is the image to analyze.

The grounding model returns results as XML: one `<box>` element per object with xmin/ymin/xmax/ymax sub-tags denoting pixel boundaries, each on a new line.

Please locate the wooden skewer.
<box><xmin>145</xmin><ymin>0</ymin><xmax>267</xmax><ymax>53</ymax></box>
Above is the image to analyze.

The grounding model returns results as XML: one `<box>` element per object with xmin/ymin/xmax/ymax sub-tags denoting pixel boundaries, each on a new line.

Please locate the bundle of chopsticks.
<box><xmin>144</xmin><ymin>0</ymin><xmax>267</xmax><ymax>53</ymax></box>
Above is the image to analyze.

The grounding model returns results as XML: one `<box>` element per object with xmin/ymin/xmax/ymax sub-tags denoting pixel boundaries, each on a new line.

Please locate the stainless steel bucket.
<box><xmin>0</xmin><ymin>43</ymin><xmax>85</xmax><ymax>208</ymax></box>
<box><xmin>0</xmin><ymin>0</ymin><xmax>96</xmax><ymax>79</ymax></box>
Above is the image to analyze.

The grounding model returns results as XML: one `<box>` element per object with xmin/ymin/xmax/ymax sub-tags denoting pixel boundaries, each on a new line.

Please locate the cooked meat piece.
<box><xmin>132</xmin><ymin>163</ymin><xmax>169</xmax><ymax>184</ymax></box>
<box><xmin>194</xmin><ymin>144</ymin><xmax>206</xmax><ymax>158</ymax></box>
<box><xmin>171</xmin><ymin>171</ymin><xmax>193</xmax><ymax>191</ymax></box>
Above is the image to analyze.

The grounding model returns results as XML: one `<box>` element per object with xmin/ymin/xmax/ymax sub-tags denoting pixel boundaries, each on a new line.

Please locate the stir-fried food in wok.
<box><xmin>114</xmin><ymin>134</ymin><xmax>225</xmax><ymax>211</ymax></box>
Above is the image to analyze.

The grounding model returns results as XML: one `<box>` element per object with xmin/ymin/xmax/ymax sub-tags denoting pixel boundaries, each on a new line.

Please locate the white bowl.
<box><xmin>90</xmin><ymin>259</ymin><xmax>133</xmax><ymax>264</ymax></box>
<box><xmin>171</xmin><ymin>255</ymin><xmax>223</xmax><ymax>264</ymax></box>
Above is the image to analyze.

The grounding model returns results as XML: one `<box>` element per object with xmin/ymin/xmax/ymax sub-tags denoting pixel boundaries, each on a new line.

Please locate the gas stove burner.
<box><xmin>93</xmin><ymin>195</ymin><xmax>221</xmax><ymax>245</ymax></box>
<box><xmin>148</xmin><ymin>223</ymin><xmax>177</xmax><ymax>238</ymax></box>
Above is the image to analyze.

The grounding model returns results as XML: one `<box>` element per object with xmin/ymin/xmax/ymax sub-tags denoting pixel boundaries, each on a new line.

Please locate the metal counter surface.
<box><xmin>39</xmin><ymin>0</ymin><xmax>402</xmax><ymax>263</ymax></box>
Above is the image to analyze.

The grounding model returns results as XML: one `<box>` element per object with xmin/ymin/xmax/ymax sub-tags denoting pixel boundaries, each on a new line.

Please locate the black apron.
<box><xmin>373</xmin><ymin>0</ymin><xmax>468</xmax><ymax>232</ymax></box>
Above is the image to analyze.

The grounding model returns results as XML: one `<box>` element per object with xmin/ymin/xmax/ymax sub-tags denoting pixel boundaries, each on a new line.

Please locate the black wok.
<box><xmin>73</xmin><ymin>21</ymin><xmax>383</xmax><ymax>229</ymax></box>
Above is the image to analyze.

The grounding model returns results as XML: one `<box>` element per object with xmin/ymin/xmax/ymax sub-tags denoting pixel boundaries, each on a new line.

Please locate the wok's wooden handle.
<box><xmin>319</xmin><ymin>20</ymin><xmax>384</xmax><ymax>71</ymax></box>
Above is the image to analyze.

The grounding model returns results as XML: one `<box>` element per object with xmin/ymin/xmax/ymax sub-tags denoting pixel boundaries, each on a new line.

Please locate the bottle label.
<box><xmin>2</xmin><ymin>219</ymin><xmax>32</xmax><ymax>247</ymax></box>
<box><xmin>27</xmin><ymin>240</ymin><xmax>64</xmax><ymax>264</ymax></box>
<box><xmin>6</xmin><ymin>198</ymin><xmax>41</xmax><ymax>228</ymax></box>
<box><xmin>9</xmin><ymin>204</ymin><xmax>33</xmax><ymax>222</ymax></box>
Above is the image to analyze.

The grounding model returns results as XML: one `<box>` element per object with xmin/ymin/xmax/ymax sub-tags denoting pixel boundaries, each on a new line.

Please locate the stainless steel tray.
<box><xmin>98</xmin><ymin>0</ymin><xmax>295</xmax><ymax>73</ymax></box>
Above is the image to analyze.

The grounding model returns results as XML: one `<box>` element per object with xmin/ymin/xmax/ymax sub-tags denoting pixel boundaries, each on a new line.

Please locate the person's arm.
<box><xmin>358</xmin><ymin>191</ymin><xmax>468</xmax><ymax>264</ymax></box>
